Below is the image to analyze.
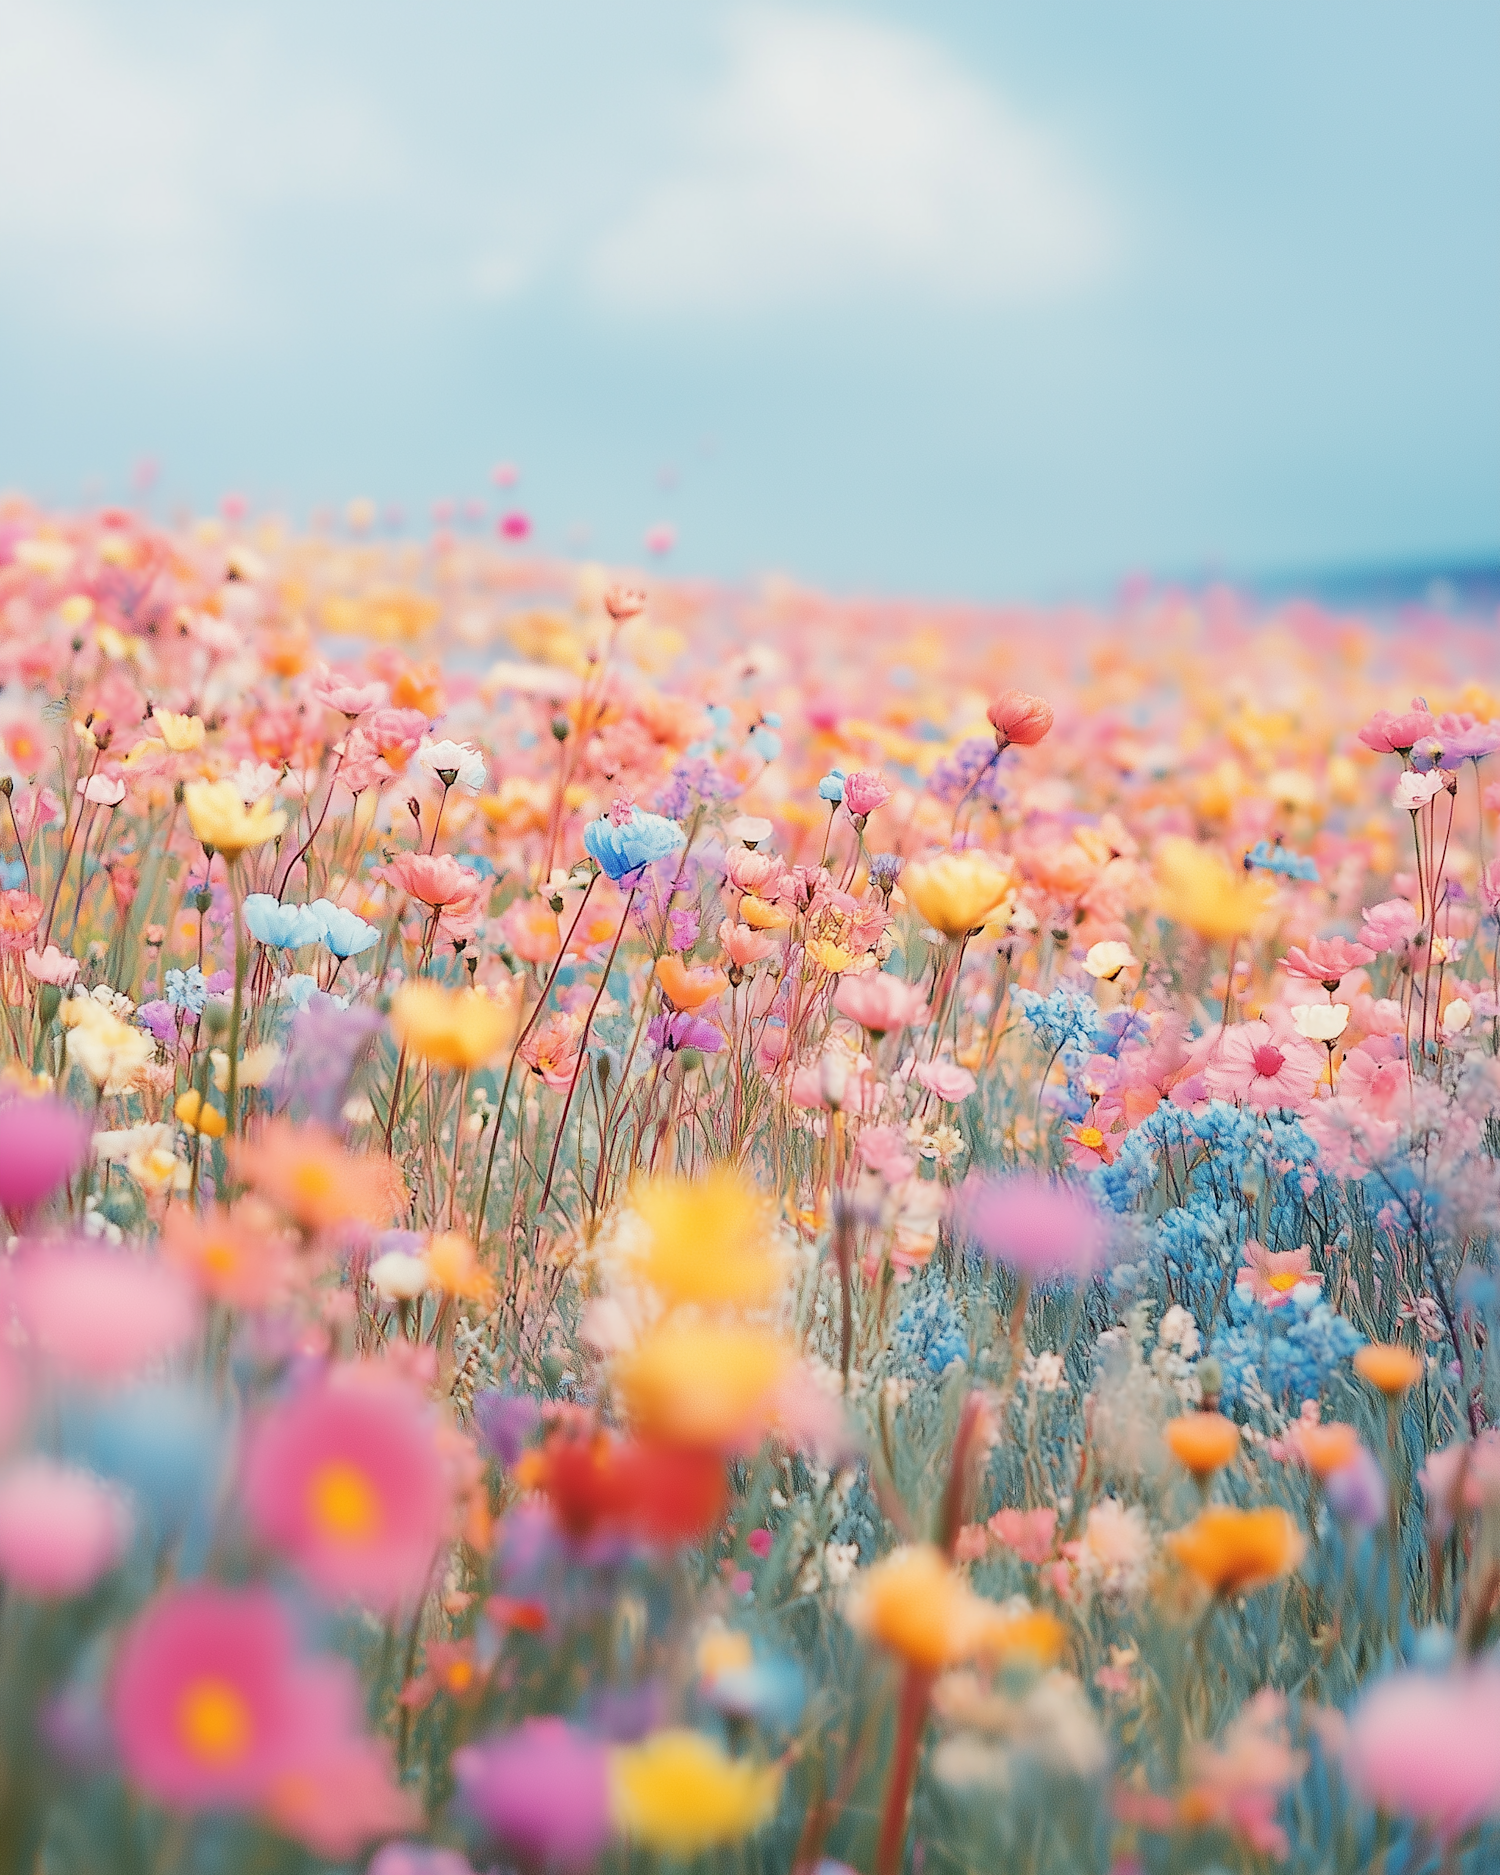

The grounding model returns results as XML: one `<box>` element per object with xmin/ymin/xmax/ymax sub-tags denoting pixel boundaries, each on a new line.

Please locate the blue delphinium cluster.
<box><xmin>1210</xmin><ymin>1288</ymin><xmax>1365</xmax><ymax>1410</ymax></box>
<box><xmin>891</xmin><ymin>1274</ymin><xmax>969</xmax><ymax>1377</ymax></box>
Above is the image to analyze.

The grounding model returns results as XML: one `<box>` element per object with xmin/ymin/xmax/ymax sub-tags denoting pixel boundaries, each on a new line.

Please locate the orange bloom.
<box><xmin>230</xmin><ymin>1121</ymin><xmax>403</xmax><ymax>1232</ymax></box>
<box><xmin>1165</xmin><ymin>1412</ymin><xmax>1241</xmax><ymax>1478</ymax></box>
<box><xmin>1354</xmin><ymin>1343</ymin><xmax>1424</xmax><ymax>1396</ymax></box>
<box><xmin>161</xmin><ymin>1201</ymin><xmax>293</xmax><ymax>1309</ymax></box>
<box><xmin>1293</xmin><ymin>1421</ymin><xmax>1362</xmax><ymax>1479</ymax></box>
<box><xmin>655</xmin><ymin>956</ymin><xmax>727</xmax><ymax>1011</ymax></box>
<box><xmin>1167</xmin><ymin>1507</ymin><xmax>1305</xmax><ymax>1597</ymax></box>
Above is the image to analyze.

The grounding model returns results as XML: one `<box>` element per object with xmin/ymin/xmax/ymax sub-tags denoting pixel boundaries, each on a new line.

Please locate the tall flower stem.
<box><xmin>224</xmin><ymin>866</ymin><xmax>248</xmax><ymax>1138</ymax></box>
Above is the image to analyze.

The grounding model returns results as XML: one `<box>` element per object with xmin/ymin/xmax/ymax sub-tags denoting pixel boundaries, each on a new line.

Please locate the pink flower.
<box><xmin>365</xmin><ymin>707</ymin><xmax>431</xmax><ymax>772</ymax></box>
<box><xmin>987</xmin><ymin>689</ymin><xmax>1055</xmax><ymax>749</ymax></box>
<box><xmin>833</xmin><ymin>973</ymin><xmax>928</xmax><ymax>1035</ymax></box>
<box><xmin>23</xmin><ymin>944</ymin><xmax>80</xmax><ymax>986</ymax></box>
<box><xmin>518</xmin><ymin>1011</ymin><xmax>584</xmax><ymax>1092</ymax></box>
<box><xmin>1347</xmin><ymin>1669</ymin><xmax>1500</xmax><ymax>1839</ymax></box>
<box><xmin>955</xmin><ymin>1172</ymin><xmax>1105</xmax><ymax>1279</ymax></box>
<box><xmin>842</xmin><ymin>770</ymin><xmax>891</xmax><ymax>818</ymax></box>
<box><xmin>243</xmin><ymin>1368</ymin><xmax>453</xmax><ymax>1610</ymax></box>
<box><xmin>1356</xmin><ymin>705</ymin><xmax>1435</xmax><ymax>755</ymax></box>
<box><xmin>12</xmin><ymin>1245</ymin><xmax>200</xmax><ymax>1383</ymax></box>
<box><xmin>261</xmin><ymin>1658</ymin><xmax>418</xmax><ymax>1857</ymax></box>
<box><xmin>717</xmin><ymin>918</ymin><xmax>778</xmax><ymax>970</ymax></box>
<box><xmin>76</xmin><ymin>774</ymin><xmax>126</xmax><ymax>807</ymax></box>
<box><xmin>1481</xmin><ymin>858</ymin><xmax>1500</xmax><ymax>917</ymax></box>
<box><xmin>1338</xmin><ymin>1043</ymin><xmax>1409</xmax><ymax>1118</ymax></box>
<box><xmin>1281</xmin><ymin>935</ymin><xmax>1374</xmax><ymax>987</ymax></box>
<box><xmin>856</xmin><ymin>1123</ymin><xmax>915</xmax><ymax>1183</ymax></box>
<box><xmin>1203</xmin><ymin>1022</ymin><xmax>1322</xmax><ymax>1112</ymax></box>
<box><xmin>111</xmin><ymin>1584</ymin><xmax>307</xmax><ymax>1810</ymax></box>
<box><xmin>1359</xmin><ymin>897</ymin><xmax>1420</xmax><ymax>953</ymax></box>
<box><xmin>1236</xmin><ymin>1239</ymin><xmax>1320</xmax><ymax>1308</ymax></box>
<box><xmin>309</xmin><ymin>667</ymin><xmax>388</xmax><ymax>717</ymax></box>
<box><xmin>0</xmin><ymin>888</ymin><xmax>42</xmax><ymax>952</ymax></box>
<box><xmin>0</xmin><ymin>1459</ymin><xmax>130</xmax><ymax>1597</ymax></box>
<box><xmin>454</xmin><ymin>1718</ymin><xmax>612</xmax><ymax>1870</ymax></box>
<box><xmin>498</xmin><ymin>511</ymin><xmax>531</xmax><ymax>540</ymax></box>
<box><xmin>381</xmin><ymin>851</ymin><xmax>477</xmax><ymax>909</ymax></box>
<box><xmin>912</xmin><ymin>1059</ymin><xmax>976</xmax><ymax>1103</ymax></box>
<box><xmin>987</xmin><ymin>1506</ymin><xmax>1058</xmax><ymax>1564</ymax></box>
<box><xmin>1392</xmin><ymin>770</ymin><xmax>1447</xmax><ymax>811</ymax></box>
<box><xmin>604</xmin><ymin>585</ymin><xmax>647</xmax><ymax>622</ymax></box>
<box><xmin>0</xmin><ymin>1094</ymin><xmax>90</xmax><ymax>1214</ymax></box>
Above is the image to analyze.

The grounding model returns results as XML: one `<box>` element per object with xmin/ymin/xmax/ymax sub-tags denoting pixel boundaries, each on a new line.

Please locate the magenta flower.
<box><xmin>0</xmin><ymin>1459</ymin><xmax>130</xmax><ymax>1598</ymax></box>
<box><xmin>12</xmin><ymin>1245</ymin><xmax>200</xmax><ymax>1384</ymax></box>
<box><xmin>243</xmin><ymin>1368</ymin><xmax>452</xmax><ymax>1610</ymax></box>
<box><xmin>1203</xmin><ymin>1022</ymin><xmax>1321</xmax><ymax>1113</ymax></box>
<box><xmin>955</xmin><ymin>1172</ymin><xmax>1105</xmax><ymax>1279</ymax></box>
<box><xmin>0</xmin><ymin>1095</ymin><xmax>90</xmax><ymax>1216</ymax></box>
<box><xmin>454</xmin><ymin>1717</ymin><xmax>612</xmax><ymax>1870</ymax></box>
<box><xmin>1347</xmin><ymin>1669</ymin><xmax>1500</xmax><ymax>1839</ymax></box>
<box><xmin>111</xmin><ymin>1584</ymin><xmax>305</xmax><ymax>1810</ymax></box>
<box><xmin>1280</xmin><ymin>935</ymin><xmax>1374</xmax><ymax>988</ymax></box>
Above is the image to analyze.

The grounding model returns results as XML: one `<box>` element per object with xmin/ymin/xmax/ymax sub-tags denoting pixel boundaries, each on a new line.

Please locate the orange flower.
<box><xmin>424</xmin><ymin>1232</ymin><xmax>494</xmax><ymax>1303</ymax></box>
<box><xmin>230</xmin><ymin>1121</ymin><xmax>403</xmax><ymax>1232</ymax></box>
<box><xmin>655</xmin><ymin>956</ymin><xmax>727</xmax><ymax>1011</ymax></box>
<box><xmin>161</xmin><ymin>1201</ymin><xmax>293</xmax><ymax>1309</ymax></box>
<box><xmin>1294</xmin><ymin>1421</ymin><xmax>1362</xmax><ymax>1479</ymax></box>
<box><xmin>1165</xmin><ymin>1412</ymin><xmax>1241</xmax><ymax>1478</ymax></box>
<box><xmin>1167</xmin><ymin>1507</ymin><xmax>1305</xmax><ymax>1597</ymax></box>
<box><xmin>1354</xmin><ymin>1343</ymin><xmax>1424</xmax><ymax>1396</ymax></box>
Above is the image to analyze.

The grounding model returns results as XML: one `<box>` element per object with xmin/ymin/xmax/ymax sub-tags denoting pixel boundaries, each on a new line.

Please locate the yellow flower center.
<box><xmin>290</xmin><ymin>1161</ymin><xmax>337</xmax><ymax>1207</ymax></box>
<box><xmin>307</xmin><ymin>1460</ymin><xmax>381</xmax><ymax>1542</ymax></box>
<box><xmin>177</xmin><ymin>1677</ymin><xmax>253</xmax><ymax>1765</ymax></box>
<box><xmin>1075</xmin><ymin>1126</ymin><xmax>1105</xmax><ymax>1150</ymax></box>
<box><xmin>1267</xmin><ymin>1271</ymin><xmax>1302</xmax><ymax>1293</ymax></box>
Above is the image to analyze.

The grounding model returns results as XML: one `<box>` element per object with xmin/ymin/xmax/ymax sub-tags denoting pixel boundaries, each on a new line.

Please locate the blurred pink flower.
<box><xmin>309</xmin><ymin>668</ymin><xmax>388</xmax><ymax>717</ymax></box>
<box><xmin>856</xmin><ymin>1123</ymin><xmax>915</xmax><ymax>1183</ymax></box>
<box><xmin>76</xmin><ymin>774</ymin><xmax>126</xmax><ymax>807</ymax></box>
<box><xmin>23</xmin><ymin>945</ymin><xmax>80</xmax><ymax>986</ymax></box>
<box><xmin>0</xmin><ymin>1459</ymin><xmax>130</xmax><ymax>1598</ymax></box>
<box><xmin>833</xmin><ymin>973</ymin><xmax>928</xmax><ymax>1035</ymax></box>
<box><xmin>454</xmin><ymin>1718</ymin><xmax>612</xmax><ymax>1870</ymax></box>
<box><xmin>0</xmin><ymin>1094</ymin><xmax>90</xmax><ymax>1214</ymax></box>
<box><xmin>912</xmin><ymin>1059</ymin><xmax>976</xmax><ymax>1103</ymax></box>
<box><xmin>261</xmin><ymin>1657</ymin><xmax>417</xmax><ymax>1857</ymax></box>
<box><xmin>955</xmin><ymin>1172</ymin><xmax>1105</xmax><ymax>1279</ymax></box>
<box><xmin>243</xmin><ymin>1368</ymin><xmax>453</xmax><ymax>1610</ymax></box>
<box><xmin>1347</xmin><ymin>1669</ymin><xmax>1500</xmax><ymax>1839</ymax></box>
<box><xmin>1203</xmin><ymin>1022</ymin><xmax>1321</xmax><ymax>1112</ymax></box>
<box><xmin>12</xmin><ymin>1245</ymin><xmax>200</xmax><ymax>1384</ymax></box>
<box><xmin>987</xmin><ymin>1506</ymin><xmax>1058</xmax><ymax>1564</ymax></box>
<box><xmin>0</xmin><ymin>888</ymin><xmax>42</xmax><ymax>952</ymax></box>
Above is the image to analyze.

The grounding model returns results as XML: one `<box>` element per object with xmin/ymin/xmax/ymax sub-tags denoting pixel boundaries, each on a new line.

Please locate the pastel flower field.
<box><xmin>1</xmin><ymin>496</ymin><xmax>1500</xmax><ymax>1873</ymax></box>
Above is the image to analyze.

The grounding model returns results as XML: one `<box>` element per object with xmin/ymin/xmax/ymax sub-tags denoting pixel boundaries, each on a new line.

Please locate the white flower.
<box><xmin>1441</xmin><ymin>998</ymin><xmax>1473</xmax><ymax>1038</ymax></box>
<box><xmin>1392</xmin><ymin>771</ymin><xmax>1446</xmax><ymax>812</ymax></box>
<box><xmin>823</xmin><ymin>1542</ymin><xmax>860</xmax><ymax>1587</ymax></box>
<box><xmin>227</xmin><ymin>759</ymin><xmax>283</xmax><ymax>805</ymax></box>
<box><xmin>416</xmin><ymin>737</ymin><xmax>486</xmax><ymax>792</ymax></box>
<box><xmin>1021</xmin><ymin>1350</ymin><xmax>1068</xmax><ymax>1393</ymax></box>
<box><xmin>726</xmin><ymin>815</ymin><xmax>773</xmax><ymax>847</ymax></box>
<box><xmin>1083</xmin><ymin>940</ymin><xmax>1138</xmax><ymax>980</ymax></box>
<box><xmin>1290</xmin><ymin>1002</ymin><xmax>1350</xmax><ymax>1042</ymax></box>
<box><xmin>1157</xmin><ymin>1305</ymin><xmax>1200</xmax><ymax>1358</ymax></box>
<box><xmin>368</xmin><ymin>1251</ymin><xmax>431</xmax><ymax>1301</ymax></box>
<box><xmin>76</xmin><ymin>774</ymin><xmax>126</xmax><ymax>807</ymax></box>
<box><xmin>1073</xmin><ymin>1498</ymin><xmax>1152</xmax><ymax>1604</ymax></box>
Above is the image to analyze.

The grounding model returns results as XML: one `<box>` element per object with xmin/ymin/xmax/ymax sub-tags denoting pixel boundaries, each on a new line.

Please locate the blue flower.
<box><xmin>817</xmin><ymin>770</ymin><xmax>847</xmax><ymax>803</ymax></box>
<box><xmin>1244</xmin><ymin>840</ymin><xmax>1320</xmax><ymax>883</ymax></box>
<box><xmin>242</xmin><ymin>894</ymin><xmax>328</xmax><ymax>949</ymax></box>
<box><xmin>748</xmin><ymin>726</ymin><xmax>782</xmax><ymax>762</ymax></box>
<box><xmin>308</xmin><ymin>899</ymin><xmax>380</xmax><ymax>958</ymax></box>
<box><xmin>0</xmin><ymin>858</ymin><xmax>26</xmax><ymax>891</ymax></box>
<box><xmin>163</xmin><ymin>965</ymin><xmax>208</xmax><ymax>1013</ymax></box>
<box><xmin>583</xmin><ymin>808</ymin><xmax>685</xmax><ymax>881</ymax></box>
<box><xmin>892</xmin><ymin>1274</ymin><xmax>969</xmax><ymax>1376</ymax></box>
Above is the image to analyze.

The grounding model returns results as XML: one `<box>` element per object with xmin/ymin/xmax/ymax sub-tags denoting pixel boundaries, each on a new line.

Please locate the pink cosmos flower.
<box><xmin>1281</xmin><ymin>935</ymin><xmax>1375</xmax><ymax>987</ymax></box>
<box><xmin>833</xmin><ymin>973</ymin><xmax>928</xmax><ymax>1035</ymax></box>
<box><xmin>955</xmin><ymin>1172</ymin><xmax>1105</xmax><ymax>1279</ymax></box>
<box><xmin>76</xmin><ymin>774</ymin><xmax>126</xmax><ymax>807</ymax></box>
<box><xmin>365</xmin><ymin>707</ymin><xmax>431</xmax><ymax>772</ymax></box>
<box><xmin>1359</xmin><ymin>897</ymin><xmax>1420</xmax><ymax>953</ymax></box>
<box><xmin>260</xmin><ymin>1657</ymin><xmax>418</xmax><ymax>1857</ymax></box>
<box><xmin>12</xmin><ymin>1245</ymin><xmax>200</xmax><ymax>1383</ymax></box>
<box><xmin>0</xmin><ymin>888</ymin><xmax>43</xmax><ymax>952</ymax></box>
<box><xmin>309</xmin><ymin>667</ymin><xmax>388</xmax><ymax>717</ymax></box>
<box><xmin>856</xmin><ymin>1123</ymin><xmax>915</xmax><ymax>1183</ymax></box>
<box><xmin>1235</xmin><ymin>1239</ymin><xmax>1320</xmax><ymax>1308</ymax></box>
<box><xmin>0</xmin><ymin>1094</ymin><xmax>90</xmax><ymax>1214</ymax></box>
<box><xmin>23</xmin><ymin>944</ymin><xmax>80</xmax><ymax>986</ymax></box>
<box><xmin>723</xmin><ymin>847</ymin><xmax>787</xmax><ymax>897</ymax></box>
<box><xmin>242</xmin><ymin>1368</ymin><xmax>453</xmax><ymax>1610</ymax></box>
<box><xmin>111</xmin><ymin>1584</ymin><xmax>307</xmax><ymax>1810</ymax></box>
<box><xmin>1346</xmin><ymin>1670</ymin><xmax>1500</xmax><ymax>1839</ymax></box>
<box><xmin>842</xmin><ymin>770</ymin><xmax>891</xmax><ymax>818</ymax></box>
<box><xmin>717</xmin><ymin>918</ymin><xmax>778</xmax><ymax>970</ymax></box>
<box><xmin>1356</xmin><ymin>705</ymin><xmax>1435</xmax><ymax>755</ymax></box>
<box><xmin>381</xmin><ymin>851</ymin><xmax>475</xmax><ymax>909</ymax></box>
<box><xmin>1392</xmin><ymin>770</ymin><xmax>1447</xmax><ymax>811</ymax></box>
<box><xmin>987</xmin><ymin>689</ymin><xmax>1055</xmax><ymax>749</ymax></box>
<box><xmin>912</xmin><ymin>1059</ymin><xmax>977</xmax><ymax>1103</ymax></box>
<box><xmin>1338</xmin><ymin>1042</ymin><xmax>1409</xmax><ymax>1118</ymax></box>
<box><xmin>987</xmin><ymin>1506</ymin><xmax>1058</xmax><ymax>1564</ymax></box>
<box><xmin>454</xmin><ymin>1718</ymin><xmax>612</xmax><ymax>1870</ymax></box>
<box><xmin>1203</xmin><ymin>1022</ymin><xmax>1321</xmax><ymax>1112</ymax></box>
<box><xmin>0</xmin><ymin>1459</ymin><xmax>131</xmax><ymax>1597</ymax></box>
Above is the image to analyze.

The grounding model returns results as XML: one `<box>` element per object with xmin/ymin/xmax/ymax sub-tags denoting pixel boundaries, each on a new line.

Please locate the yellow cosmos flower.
<box><xmin>738</xmin><ymin>895</ymin><xmax>791</xmax><ymax>930</ymax></box>
<box><xmin>1155</xmin><ymin>837</ymin><xmax>1275</xmax><ymax>942</ymax></box>
<box><xmin>610</xmin><ymin>1730</ymin><xmax>781</xmax><ymax>1855</ymax></box>
<box><xmin>630</xmin><ymin>1168</ymin><xmax>780</xmax><ymax>1308</ymax></box>
<box><xmin>902</xmin><ymin>853</ymin><xmax>1015</xmax><ymax>939</ymax></box>
<box><xmin>390</xmin><ymin>981</ymin><xmax>515</xmax><ymax>1070</ymax></box>
<box><xmin>805</xmin><ymin>937</ymin><xmax>856</xmax><ymax>973</ymax></box>
<box><xmin>1166</xmin><ymin>1506</ymin><xmax>1305</xmax><ymax>1597</ymax></box>
<box><xmin>174</xmin><ymin>1089</ymin><xmax>227</xmax><ymax>1138</ymax></box>
<box><xmin>615</xmin><ymin>1322</ymin><xmax>792</xmax><ymax>1449</ymax></box>
<box><xmin>183</xmin><ymin>781</ymin><xmax>286</xmax><ymax>858</ymax></box>
<box><xmin>848</xmin><ymin>1544</ymin><xmax>1065</xmax><ymax>1671</ymax></box>
<box><xmin>153</xmin><ymin>708</ymin><xmax>206</xmax><ymax>752</ymax></box>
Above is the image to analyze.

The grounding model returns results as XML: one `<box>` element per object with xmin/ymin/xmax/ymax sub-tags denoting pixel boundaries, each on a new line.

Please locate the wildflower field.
<box><xmin>2</xmin><ymin>498</ymin><xmax>1500</xmax><ymax>1875</ymax></box>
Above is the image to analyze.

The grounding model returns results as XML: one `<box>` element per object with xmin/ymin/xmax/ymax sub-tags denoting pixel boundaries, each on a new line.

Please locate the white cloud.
<box><xmin>0</xmin><ymin>0</ymin><xmax>397</xmax><ymax>333</ymax></box>
<box><xmin>585</xmin><ymin>7</ymin><xmax>1119</xmax><ymax>314</ymax></box>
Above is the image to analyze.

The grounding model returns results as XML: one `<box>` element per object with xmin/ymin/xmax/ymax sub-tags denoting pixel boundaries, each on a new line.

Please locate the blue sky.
<box><xmin>0</xmin><ymin>0</ymin><xmax>1496</xmax><ymax>597</ymax></box>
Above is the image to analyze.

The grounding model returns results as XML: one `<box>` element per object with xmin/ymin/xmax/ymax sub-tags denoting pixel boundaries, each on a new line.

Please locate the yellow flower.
<box><xmin>121</xmin><ymin>737</ymin><xmax>167</xmax><ymax>769</ymax></box>
<box><xmin>631</xmin><ymin>1168</ymin><xmax>780</xmax><ymax>1308</ymax></box>
<box><xmin>153</xmin><ymin>708</ymin><xmax>206</xmax><ymax>752</ymax></box>
<box><xmin>1166</xmin><ymin>1506</ymin><xmax>1305</xmax><ymax>1597</ymax></box>
<box><xmin>615</xmin><ymin>1322</ymin><xmax>792</xmax><ymax>1449</ymax></box>
<box><xmin>210</xmin><ymin>1044</ymin><xmax>282</xmax><ymax>1093</ymax></box>
<box><xmin>424</xmin><ymin>1232</ymin><xmax>494</xmax><ymax>1302</ymax></box>
<box><xmin>739</xmin><ymin>895</ymin><xmax>791</xmax><ymax>930</ymax></box>
<box><xmin>183</xmin><ymin>781</ymin><xmax>286</xmax><ymax>858</ymax></box>
<box><xmin>848</xmin><ymin>1545</ymin><xmax>1062</xmax><ymax>1670</ymax></box>
<box><xmin>390</xmin><ymin>981</ymin><xmax>515</xmax><ymax>1070</ymax></box>
<box><xmin>610</xmin><ymin>1730</ymin><xmax>781</xmax><ymax>1855</ymax></box>
<box><xmin>805</xmin><ymin>936</ymin><xmax>856</xmax><ymax>973</ymax></box>
<box><xmin>174</xmin><ymin>1089</ymin><xmax>227</xmax><ymax>1138</ymax></box>
<box><xmin>902</xmin><ymin>853</ymin><xmax>1015</xmax><ymax>939</ymax></box>
<box><xmin>63</xmin><ymin>1000</ymin><xmax>154</xmax><ymax>1095</ymax></box>
<box><xmin>1155</xmin><ymin>837</ymin><xmax>1275</xmax><ymax>942</ymax></box>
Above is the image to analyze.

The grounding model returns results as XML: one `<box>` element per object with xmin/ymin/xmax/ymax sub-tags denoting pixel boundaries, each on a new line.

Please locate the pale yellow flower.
<box><xmin>183</xmin><ymin>780</ymin><xmax>286</xmax><ymax>857</ymax></box>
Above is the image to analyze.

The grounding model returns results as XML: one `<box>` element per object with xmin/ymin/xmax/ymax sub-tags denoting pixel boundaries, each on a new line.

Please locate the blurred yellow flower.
<box><xmin>174</xmin><ymin>1089</ymin><xmax>227</xmax><ymax>1138</ymax></box>
<box><xmin>183</xmin><ymin>781</ymin><xmax>286</xmax><ymax>857</ymax></box>
<box><xmin>153</xmin><ymin>708</ymin><xmax>206</xmax><ymax>752</ymax></box>
<box><xmin>390</xmin><ymin>981</ymin><xmax>515</xmax><ymax>1070</ymax></box>
<box><xmin>609</xmin><ymin>1729</ymin><xmax>781</xmax><ymax>1855</ymax></box>
<box><xmin>1353</xmin><ymin>1343</ymin><xmax>1423</xmax><ymax>1395</ymax></box>
<box><xmin>424</xmin><ymin>1231</ymin><xmax>494</xmax><ymax>1302</ymax></box>
<box><xmin>615</xmin><ymin>1321</ymin><xmax>791</xmax><ymax>1448</ymax></box>
<box><xmin>631</xmin><ymin>1168</ymin><xmax>780</xmax><ymax>1308</ymax></box>
<box><xmin>1166</xmin><ymin>1506</ymin><xmax>1305</xmax><ymax>1597</ymax></box>
<box><xmin>63</xmin><ymin>1000</ymin><xmax>153</xmax><ymax>1095</ymax></box>
<box><xmin>1155</xmin><ymin>838</ymin><xmax>1274</xmax><ymax>942</ymax></box>
<box><xmin>1164</xmin><ymin>1412</ymin><xmax>1240</xmax><ymax>1478</ymax></box>
<box><xmin>848</xmin><ymin>1544</ymin><xmax>1064</xmax><ymax>1671</ymax></box>
<box><xmin>903</xmin><ymin>853</ymin><xmax>1015</xmax><ymax>939</ymax></box>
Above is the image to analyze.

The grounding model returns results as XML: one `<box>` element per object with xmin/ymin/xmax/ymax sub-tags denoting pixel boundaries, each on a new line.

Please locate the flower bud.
<box><xmin>986</xmin><ymin>689</ymin><xmax>1054</xmax><ymax>751</ymax></box>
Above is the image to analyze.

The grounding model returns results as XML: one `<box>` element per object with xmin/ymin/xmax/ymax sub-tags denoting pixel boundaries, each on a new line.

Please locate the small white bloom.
<box><xmin>726</xmin><ymin>815</ymin><xmax>773</xmax><ymax>847</ymax></box>
<box><xmin>1290</xmin><ymin>1002</ymin><xmax>1350</xmax><ymax>1042</ymax></box>
<box><xmin>76</xmin><ymin>774</ymin><xmax>126</xmax><ymax>807</ymax></box>
<box><xmin>368</xmin><ymin>1251</ymin><xmax>431</xmax><ymax>1301</ymax></box>
<box><xmin>1392</xmin><ymin>771</ymin><xmax>1446</xmax><ymax>812</ymax></box>
<box><xmin>417</xmin><ymin>737</ymin><xmax>486</xmax><ymax>793</ymax></box>
<box><xmin>1083</xmin><ymin>940</ymin><xmax>1138</xmax><ymax>980</ymax></box>
<box><xmin>1441</xmin><ymin>998</ymin><xmax>1473</xmax><ymax>1037</ymax></box>
<box><xmin>823</xmin><ymin>1541</ymin><xmax>860</xmax><ymax>1587</ymax></box>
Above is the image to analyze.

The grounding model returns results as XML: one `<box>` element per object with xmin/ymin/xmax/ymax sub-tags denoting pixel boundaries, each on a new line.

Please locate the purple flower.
<box><xmin>454</xmin><ymin>1718</ymin><xmax>611</xmax><ymax>1870</ymax></box>
<box><xmin>368</xmin><ymin>1848</ymin><xmax>475</xmax><ymax>1875</ymax></box>
<box><xmin>954</xmin><ymin>1172</ymin><xmax>1106</xmax><ymax>1280</ymax></box>
<box><xmin>135</xmin><ymin>1000</ymin><xmax>189</xmax><ymax>1048</ymax></box>
<box><xmin>473</xmin><ymin>1390</ymin><xmax>541</xmax><ymax>1467</ymax></box>
<box><xmin>927</xmin><ymin>736</ymin><xmax>1009</xmax><ymax>807</ymax></box>
<box><xmin>668</xmin><ymin>907</ymin><xmax>701</xmax><ymax>951</ymax></box>
<box><xmin>0</xmin><ymin>1096</ymin><xmax>90</xmax><ymax>1214</ymax></box>
<box><xmin>270</xmin><ymin>994</ymin><xmax>384</xmax><ymax>1125</ymax></box>
<box><xmin>1325</xmin><ymin>1448</ymin><xmax>1389</xmax><ymax>1530</ymax></box>
<box><xmin>646</xmin><ymin>1012</ymin><xmax>723</xmax><ymax>1056</ymax></box>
